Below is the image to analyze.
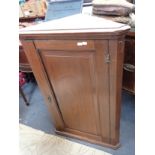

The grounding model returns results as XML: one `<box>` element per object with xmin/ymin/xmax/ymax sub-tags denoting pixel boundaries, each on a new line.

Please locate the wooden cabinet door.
<box><xmin>41</xmin><ymin>50</ymin><xmax>99</xmax><ymax>135</ymax></box>
<box><xmin>36</xmin><ymin>40</ymin><xmax>110</xmax><ymax>140</ymax></box>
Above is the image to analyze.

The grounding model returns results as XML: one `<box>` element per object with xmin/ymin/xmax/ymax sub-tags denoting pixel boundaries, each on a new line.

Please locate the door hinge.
<box><xmin>105</xmin><ymin>53</ymin><xmax>110</xmax><ymax>63</ymax></box>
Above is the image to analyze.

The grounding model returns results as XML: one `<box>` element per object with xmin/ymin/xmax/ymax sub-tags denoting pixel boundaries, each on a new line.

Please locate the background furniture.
<box><xmin>20</xmin><ymin>14</ymin><xmax>130</xmax><ymax>148</ymax></box>
<box><xmin>19</xmin><ymin>86</ymin><xmax>29</xmax><ymax>105</ymax></box>
<box><xmin>123</xmin><ymin>29</ymin><xmax>135</xmax><ymax>94</ymax></box>
<box><xmin>19</xmin><ymin>42</ymin><xmax>32</xmax><ymax>72</ymax></box>
<box><xmin>45</xmin><ymin>0</ymin><xmax>83</xmax><ymax>21</ymax></box>
<box><xmin>19</xmin><ymin>17</ymin><xmax>43</xmax><ymax>106</ymax></box>
<box><xmin>19</xmin><ymin>42</ymin><xmax>37</xmax><ymax>105</ymax></box>
<box><xmin>19</xmin><ymin>24</ymin><xmax>33</xmax><ymax>106</ymax></box>
<box><xmin>19</xmin><ymin>37</ymin><xmax>32</xmax><ymax>105</ymax></box>
<box><xmin>19</xmin><ymin>72</ymin><xmax>30</xmax><ymax>106</ymax></box>
<box><xmin>19</xmin><ymin>0</ymin><xmax>47</xmax><ymax>19</ymax></box>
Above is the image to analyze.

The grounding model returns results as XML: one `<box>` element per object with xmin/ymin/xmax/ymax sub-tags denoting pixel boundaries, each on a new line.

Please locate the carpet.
<box><xmin>19</xmin><ymin>124</ymin><xmax>112</xmax><ymax>155</ymax></box>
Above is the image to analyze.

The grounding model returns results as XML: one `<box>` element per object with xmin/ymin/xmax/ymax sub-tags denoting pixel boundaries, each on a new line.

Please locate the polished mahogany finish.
<box><xmin>20</xmin><ymin>14</ymin><xmax>130</xmax><ymax>149</ymax></box>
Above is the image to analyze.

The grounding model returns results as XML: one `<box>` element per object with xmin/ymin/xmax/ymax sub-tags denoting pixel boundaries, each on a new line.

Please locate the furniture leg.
<box><xmin>19</xmin><ymin>85</ymin><xmax>29</xmax><ymax>106</ymax></box>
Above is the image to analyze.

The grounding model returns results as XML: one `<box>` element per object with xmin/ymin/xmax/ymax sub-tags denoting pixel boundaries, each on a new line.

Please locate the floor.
<box><xmin>19</xmin><ymin>82</ymin><xmax>135</xmax><ymax>155</ymax></box>
<box><xmin>20</xmin><ymin>124</ymin><xmax>111</xmax><ymax>155</ymax></box>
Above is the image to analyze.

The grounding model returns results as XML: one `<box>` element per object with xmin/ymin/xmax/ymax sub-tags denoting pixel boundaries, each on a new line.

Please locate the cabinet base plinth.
<box><xmin>55</xmin><ymin>130</ymin><xmax>120</xmax><ymax>149</ymax></box>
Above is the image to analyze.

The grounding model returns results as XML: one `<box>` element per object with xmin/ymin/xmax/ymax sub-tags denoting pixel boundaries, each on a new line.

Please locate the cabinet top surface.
<box><xmin>19</xmin><ymin>14</ymin><xmax>130</xmax><ymax>36</ymax></box>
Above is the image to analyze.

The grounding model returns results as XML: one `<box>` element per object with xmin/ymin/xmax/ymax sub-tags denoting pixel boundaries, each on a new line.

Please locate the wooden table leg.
<box><xmin>19</xmin><ymin>85</ymin><xmax>29</xmax><ymax>106</ymax></box>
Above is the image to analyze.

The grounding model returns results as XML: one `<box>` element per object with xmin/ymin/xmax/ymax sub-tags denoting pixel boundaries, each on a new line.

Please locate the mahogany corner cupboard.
<box><xmin>19</xmin><ymin>14</ymin><xmax>130</xmax><ymax>149</ymax></box>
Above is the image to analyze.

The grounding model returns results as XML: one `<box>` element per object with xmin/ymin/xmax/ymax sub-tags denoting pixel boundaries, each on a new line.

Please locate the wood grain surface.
<box><xmin>20</xmin><ymin>14</ymin><xmax>130</xmax><ymax>149</ymax></box>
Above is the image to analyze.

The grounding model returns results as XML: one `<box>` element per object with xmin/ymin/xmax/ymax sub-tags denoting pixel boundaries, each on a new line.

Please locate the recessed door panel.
<box><xmin>40</xmin><ymin>50</ymin><xmax>99</xmax><ymax>135</ymax></box>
